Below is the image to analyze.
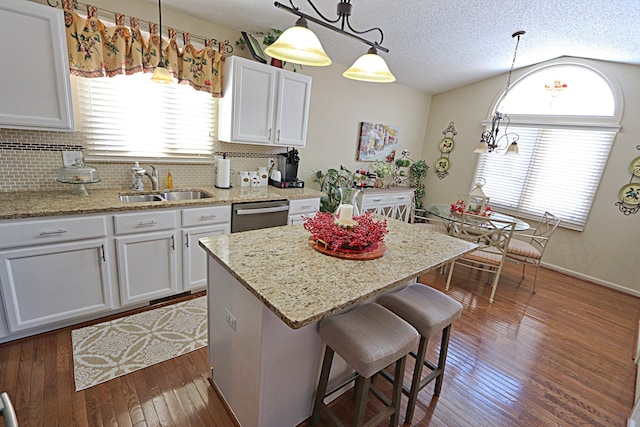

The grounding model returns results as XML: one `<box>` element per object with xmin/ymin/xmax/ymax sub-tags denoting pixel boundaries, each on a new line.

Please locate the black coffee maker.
<box><xmin>270</xmin><ymin>148</ymin><xmax>305</xmax><ymax>188</ymax></box>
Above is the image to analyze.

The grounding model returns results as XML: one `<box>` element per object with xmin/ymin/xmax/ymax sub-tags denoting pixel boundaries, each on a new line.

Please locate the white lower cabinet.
<box><xmin>288</xmin><ymin>198</ymin><xmax>320</xmax><ymax>225</ymax></box>
<box><xmin>0</xmin><ymin>203</ymin><xmax>235</xmax><ymax>341</ymax></box>
<box><xmin>181</xmin><ymin>205</ymin><xmax>231</xmax><ymax>291</ymax></box>
<box><xmin>0</xmin><ymin>239</ymin><xmax>113</xmax><ymax>332</ymax></box>
<box><xmin>114</xmin><ymin>211</ymin><xmax>178</xmax><ymax>306</ymax></box>
<box><xmin>357</xmin><ymin>188</ymin><xmax>414</xmax><ymax>222</ymax></box>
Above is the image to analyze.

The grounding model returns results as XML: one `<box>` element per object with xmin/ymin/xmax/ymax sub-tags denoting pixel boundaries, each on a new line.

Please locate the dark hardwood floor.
<box><xmin>1</xmin><ymin>262</ymin><xmax>638</xmax><ymax>426</ymax></box>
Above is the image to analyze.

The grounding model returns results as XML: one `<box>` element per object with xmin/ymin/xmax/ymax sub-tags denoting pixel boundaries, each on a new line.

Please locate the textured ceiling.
<box><xmin>148</xmin><ymin>0</ymin><xmax>640</xmax><ymax>93</ymax></box>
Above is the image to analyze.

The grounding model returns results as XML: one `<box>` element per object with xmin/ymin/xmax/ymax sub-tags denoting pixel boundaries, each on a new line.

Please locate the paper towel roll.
<box><xmin>216</xmin><ymin>158</ymin><xmax>231</xmax><ymax>188</ymax></box>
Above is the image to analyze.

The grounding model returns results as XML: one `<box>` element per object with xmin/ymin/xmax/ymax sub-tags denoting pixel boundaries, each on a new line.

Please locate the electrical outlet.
<box><xmin>62</xmin><ymin>150</ymin><xmax>83</xmax><ymax>167</ymax></box>
<box><xmin>224</xmin><ymin>308</ymin><xmax>237</xmax><ymax>331</ymax></box>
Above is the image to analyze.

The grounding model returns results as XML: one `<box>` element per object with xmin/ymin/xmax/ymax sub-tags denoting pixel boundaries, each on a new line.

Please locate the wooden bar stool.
<box><xmin>376</xmin><ymin>284</ymin><xmax>463</xmax><ymax>424</ymax></box>
<box><xmin>311</xmin><ymin>304</ymin><xmax>419</xmax><ymax>427</ymax></box>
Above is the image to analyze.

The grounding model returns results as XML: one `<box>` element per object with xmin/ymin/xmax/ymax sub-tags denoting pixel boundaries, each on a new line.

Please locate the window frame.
<box><xmin>474</xmin><ymin>58</ymin><xmax>622</xmax><ymax>231</ymax></box>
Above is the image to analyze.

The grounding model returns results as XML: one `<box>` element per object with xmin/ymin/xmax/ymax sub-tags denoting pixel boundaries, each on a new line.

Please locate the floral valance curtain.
<box><xmin>62</xmin><ymin>1</ymin><xmax>225</xmax><ymax>97</ymax></box>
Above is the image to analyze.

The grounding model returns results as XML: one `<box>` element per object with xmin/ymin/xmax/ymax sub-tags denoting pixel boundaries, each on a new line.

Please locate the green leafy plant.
<box><xmin>313</xmin><ymin>166</ymin><xmax>353</xmax><ymax>213</ymax></box>
<box><xmin>409</xmin><ymin>160</ymin><xmax>429</xmax><ymax>211</ymax></box>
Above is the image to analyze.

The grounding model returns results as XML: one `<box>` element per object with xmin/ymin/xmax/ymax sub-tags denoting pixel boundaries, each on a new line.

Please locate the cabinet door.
<box><xmin>183</xmin><ymin>224</ymin><xmax>229</xmax><ymax>291</ymax></box>
<box><xmin>274</xmin><ymin>72</ymin><xmax>312</xmax><ymax>147</ymax></box>
<box><xmin>232</xmin><ymin>60</ymin><xmax>277</xmax><ymax>144</ymax></box>
<box><xmin>116</xmin><ymin>231</ymin><xmax>178</xmax><ymax>306</ymax></box>
<box><xmin>390</xmin><ymin>192</ymin><xmax>414</xmax><ymax>222</ymax></box>
<box><xmin>0</xmin><ymin>239</ymin><xmax>113</xmax><ymax>332</ymax></box>
<box><xmin>0</xmin><ymin>0</ymin><xmax>74</xmax><ymax>131</ymax></box>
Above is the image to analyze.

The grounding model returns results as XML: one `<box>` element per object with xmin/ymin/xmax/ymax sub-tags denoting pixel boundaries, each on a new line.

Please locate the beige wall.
<box><xmin>296</xmin><ymin>66</ymin><xmax>431</xmax><ymax>184</ymax></box>
<box><xmin>423</xmin><ymin>58</ymin><xmax>640</xmax><ymax>295</ymax></box>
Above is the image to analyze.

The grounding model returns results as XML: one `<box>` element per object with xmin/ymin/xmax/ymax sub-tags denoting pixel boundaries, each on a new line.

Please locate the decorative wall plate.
<box><xmin>630</xmin><ymin>156</ymin><xmax>640</xmax><ymax>177</ymax></box>
<box><xmin>619</xmin><ymin>183</ymin><xmax>640</xmax><ymax>205</ymax></box>
<box><xmin>435</xmin><ymin>157</ymin><xmax>450</xmax><ymax>172</ymax></box>
<box><xmin>439</xmin><ymin>137</ymin><xmax>454</xmax><ymax>153</ymax></box>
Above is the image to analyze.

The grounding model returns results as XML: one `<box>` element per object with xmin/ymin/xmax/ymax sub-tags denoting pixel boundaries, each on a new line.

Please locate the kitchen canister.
<box><xmin>258</xmin><ymin>167</ymin><xmax>269</xmax><ymax>186</ymax></box>
<box><xmin>238</xmin><ymin>171</ymin><xmax>250</xmax><ymax>187</ymax></box>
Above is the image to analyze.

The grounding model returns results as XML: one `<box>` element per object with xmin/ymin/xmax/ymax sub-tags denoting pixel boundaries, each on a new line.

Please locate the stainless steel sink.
<box><xmin>160</xmin><ymin>190</ymin><xmax>211</xmax><ymax>200</ymax></box>
<box><xmin>119</xmin><ymin>190</ymin><xmax>211</xmax><ymax>203</ymax></box>
<box><xmin>119</xmin><ymin>194</ymin><xmax>164</xmax><ymax>203</ymax></box>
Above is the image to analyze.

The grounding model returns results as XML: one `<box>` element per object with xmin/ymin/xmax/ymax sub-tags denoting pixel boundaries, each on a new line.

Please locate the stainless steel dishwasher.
<box><xmin>231</xmin><ymin>200</ymin><xmax>289</xmax><ymax>233</ymax></box>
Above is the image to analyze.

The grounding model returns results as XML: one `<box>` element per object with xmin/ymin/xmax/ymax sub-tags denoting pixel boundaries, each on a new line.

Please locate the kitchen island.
<box><xmin>199</xmin><ymin>218</ymin><xmax>477</xmax><ymax>427</ymax></box>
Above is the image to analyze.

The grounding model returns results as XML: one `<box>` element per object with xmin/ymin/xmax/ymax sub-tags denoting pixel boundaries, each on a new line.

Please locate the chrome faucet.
<box><xmin>145</xmin><ymin>164</ymin><xmax>159</xmax><ymax>190</ymax></box>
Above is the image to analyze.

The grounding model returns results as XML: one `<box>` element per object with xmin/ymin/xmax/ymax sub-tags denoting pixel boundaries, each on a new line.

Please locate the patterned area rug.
<box><xmin>72</xmin><ymin>296</ymin><xmax>207</xmax><ymax>391</ymax></box>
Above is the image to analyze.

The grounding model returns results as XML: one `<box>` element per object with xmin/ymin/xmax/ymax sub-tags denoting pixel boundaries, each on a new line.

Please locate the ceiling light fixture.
<box><xmin>474</xmin><ymin>30</ymin><xmax>525</xmax><ymax>155</ymax></box>
<box><xmin>266</xmin><ymin>0</ymin><xmax>395</xmax><ymax>83</ymax></box>
<box><xmin>150</xmin><ymin>0</ymin><xmax>173</xmax><ymax>83</ymax></box>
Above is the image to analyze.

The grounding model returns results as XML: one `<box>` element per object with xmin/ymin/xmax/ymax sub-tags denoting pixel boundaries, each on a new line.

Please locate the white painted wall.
<box><xmin>423</xmin><ymin>58</ymin><xmax>640</xmax><ymax>294</ymax></box>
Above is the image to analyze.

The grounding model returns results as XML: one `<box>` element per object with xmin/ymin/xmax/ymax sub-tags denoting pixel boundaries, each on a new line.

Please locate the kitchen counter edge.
<box><xmin>0</xmin><ymin>186</ymin><xmax>324</xmax><ymax>219</ymax></box>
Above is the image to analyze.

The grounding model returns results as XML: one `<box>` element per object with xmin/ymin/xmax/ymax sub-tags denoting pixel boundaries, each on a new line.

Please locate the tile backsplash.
<box><xmin>0</xmin><ymin>128</ymin><xmax>285</xmax><ymax>192</ymax></box>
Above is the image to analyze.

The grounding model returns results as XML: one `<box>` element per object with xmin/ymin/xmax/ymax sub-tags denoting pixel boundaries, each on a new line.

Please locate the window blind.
<box><xmin>74</xmin><ymin>74</ymin><xmax>216</xmax><ymax>163</ymax></box>
<box><xmin>473</xmin><ymin>126</ymin><xmax>616</xmax><ymax>231</ymax></box>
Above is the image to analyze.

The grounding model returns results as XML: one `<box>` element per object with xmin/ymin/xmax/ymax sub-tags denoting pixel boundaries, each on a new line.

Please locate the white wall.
<box><xmin>423</xmin><ymin>58</ymin><xmax>640</xmax><ymax>295</ymax></box>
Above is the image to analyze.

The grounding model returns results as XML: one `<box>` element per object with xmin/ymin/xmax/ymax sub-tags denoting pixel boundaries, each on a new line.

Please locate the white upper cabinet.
<box><xmin>0</xmin><ymin>0</ymin><xmax>75</xmax><ymax>131</ymax></box>
<box><xmin>218</xmin><ymin>56</ymin><xmax>311</xmax><ymax>147</ymax></box>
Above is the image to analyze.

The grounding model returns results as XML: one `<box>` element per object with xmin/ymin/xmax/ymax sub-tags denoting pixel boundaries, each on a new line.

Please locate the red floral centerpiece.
<box><xmin>303</xmin><ymin>211</ymin><xmax>388</xmax><ymax>254</ymax></box>
<box><xmin>450</xmin><ymin>199</ymin><xmax>493</xmax><ymax>217</ymax></box>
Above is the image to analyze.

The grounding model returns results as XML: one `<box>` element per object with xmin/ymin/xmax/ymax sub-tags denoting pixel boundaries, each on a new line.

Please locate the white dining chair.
<box><xmin>445</xmin><ymin>213</ymin><xmax>516</xmax><ymax>303</ymax></box>
<box><xmin>505</xmin><ymin>211</ymin><xmax>561</xmax><ymax>293</ymax></box>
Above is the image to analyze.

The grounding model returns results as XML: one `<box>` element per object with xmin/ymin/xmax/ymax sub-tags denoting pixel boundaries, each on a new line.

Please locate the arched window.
<box><xmin>473</xmin><ymin>59</ymin><xmax>621</xmax><ymax>231</ymax></box>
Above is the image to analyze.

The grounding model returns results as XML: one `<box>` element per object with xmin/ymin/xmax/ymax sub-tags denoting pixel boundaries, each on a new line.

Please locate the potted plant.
<box><xmin>313</xmin><ymin>166</ymin><xmax>353</xmax><ymax>213</ymax></box>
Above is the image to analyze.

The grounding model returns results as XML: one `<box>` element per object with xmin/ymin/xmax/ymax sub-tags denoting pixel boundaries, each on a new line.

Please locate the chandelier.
<box><xmin>265</xmin><ymin>0</ymin><xmax>395</xmax><ymax>83</ymax></box>
<box><xmin>474</xmin><ymin>31</ymin><xmax>525</xmax><ymax>155</ymax></box>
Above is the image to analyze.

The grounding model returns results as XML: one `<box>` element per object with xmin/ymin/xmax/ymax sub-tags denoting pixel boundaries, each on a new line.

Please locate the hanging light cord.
<box><xmin>157</xmin><ymin>0</ymin><xmax>164</xmax><ymax>65</ymax></box>
<box><xmin>496</xmin><ymin>31</ymin><xmax>525</xmax><ymax>110</ymax></box>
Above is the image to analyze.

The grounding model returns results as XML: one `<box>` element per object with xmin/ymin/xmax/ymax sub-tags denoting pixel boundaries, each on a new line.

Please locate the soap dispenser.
<box><xmin>132</xmin><ymin>162</ymin><xmax>145</xmax><ymax>191</ymax></box>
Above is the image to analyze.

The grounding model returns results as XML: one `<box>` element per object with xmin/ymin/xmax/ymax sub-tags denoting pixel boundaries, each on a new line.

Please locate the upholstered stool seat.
<box><xmin>311</xmin><ymin>303</ymin><xmax>419</xmax><ymax>427</ymax></box>
<box><xmin>377</xmin><ymin>284</ymin><xmax>463</xmax><ymax>424</ymax></box>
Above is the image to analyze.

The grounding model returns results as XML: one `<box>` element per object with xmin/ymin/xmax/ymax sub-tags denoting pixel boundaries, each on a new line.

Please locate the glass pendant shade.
<box><xmin>343</xmin><ymin>48</ymin><xmax>396</xmax><ymax>83</ymax></box>
<box><xmin>264</xmin><ymin>18</ymin><xmax>332</xmax><ymax>67</ymax></box>
<box><xmin>473</xmin><ymin>142</ymin><xmax>489</xmax><ymax>154</ymax></box>
<box><xmin>505</xmin><ymin>142</ymin><xmax>519</xmax><ymax>155</ymax></box>
<box><xmin>151</xmin><ymin>63</ymin><xmax>173</xmax><ymax>83</ymax></box>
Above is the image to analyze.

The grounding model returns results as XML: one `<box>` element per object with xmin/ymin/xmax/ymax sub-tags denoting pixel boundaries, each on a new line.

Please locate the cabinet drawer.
<box><xmin>288</xmin><ymin>198</ymin><xmax>320</xmax><ymax>215</ymax></box>
<box><xmin>389</xmin><ymin>192</ymin><xmax>413</xmax><ymax>203</ymax></box>
<box><xmin>113</xmin><ymin>210</ymin><xmax>176</xmax><ymax>235</ymax></box>
<box><xmin>182</xmin><ymin>205</ymin><xmax>231</xmax><ymax>227</ymax></box>
<box><xmin>0</xmin><ymin>216</ymin><xmax>106</xmax><ymax>249</ymax></box>
<box><xmin>361</xmin><ymin>194</ymin><xmax>389</xmax><ymax>206</ymax></box>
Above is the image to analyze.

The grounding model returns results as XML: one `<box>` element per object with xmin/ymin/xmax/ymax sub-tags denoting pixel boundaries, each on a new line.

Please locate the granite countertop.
<box><xmin>199</xmin><ymin>218</ymin><xmax>477</xmax><ymax>329</ymax></box>
<box><xmin>0</xmin><ymin>186</ymin><xmax>324</xmax><ymax>219</ymax></box>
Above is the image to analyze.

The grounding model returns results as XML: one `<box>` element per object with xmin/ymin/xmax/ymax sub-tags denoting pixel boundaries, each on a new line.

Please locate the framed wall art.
<box><xmin>241</xmin><ymin>31</ymin><xmax>267</xmax><ymax>64</ymax></box>
<box><xmin>357</xmin><ymin>122</ymin><xmax>399</xmax><ymax>162</ymax></box>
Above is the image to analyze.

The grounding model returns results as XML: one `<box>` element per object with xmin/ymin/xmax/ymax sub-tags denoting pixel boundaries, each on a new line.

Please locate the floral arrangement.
<box><xmin>450</xmin><ymin>199</ymin><xmax>493</xmax><ymax>217</ymax></box>
<box><xmin>303</xmin><ymin>212</ymin><xmax>388</xmax><ymax>252</ymax></box>
<box><xmin>371</xmin><ymin>160</ymin><xmax>394</xmax><ymax>178</ymax></box>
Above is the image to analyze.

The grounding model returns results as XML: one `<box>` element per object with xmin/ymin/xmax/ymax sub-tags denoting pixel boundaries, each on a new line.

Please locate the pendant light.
<box><xmin>151</xmin><ymin>0</ymin><xmax>173</xmax><ymax>83</ymax></box>
<box><xmin>343</xmin><ymin>47</ymin><xmax>395</xmax><ymax>83</ymax></box>
<box><xmin>264</xmin><ymin>17</ymin><xmax>332</xmax><ymax>66</ymax></box>
<box><xmin>475</xmin><ymin>31</ymin><xmax>525</xmax><ymax>154</ymax></box>
<box><xmin>269</xmin><ymin>1</ymin><xmax>393</xmax><ymax>83</ymax></box>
